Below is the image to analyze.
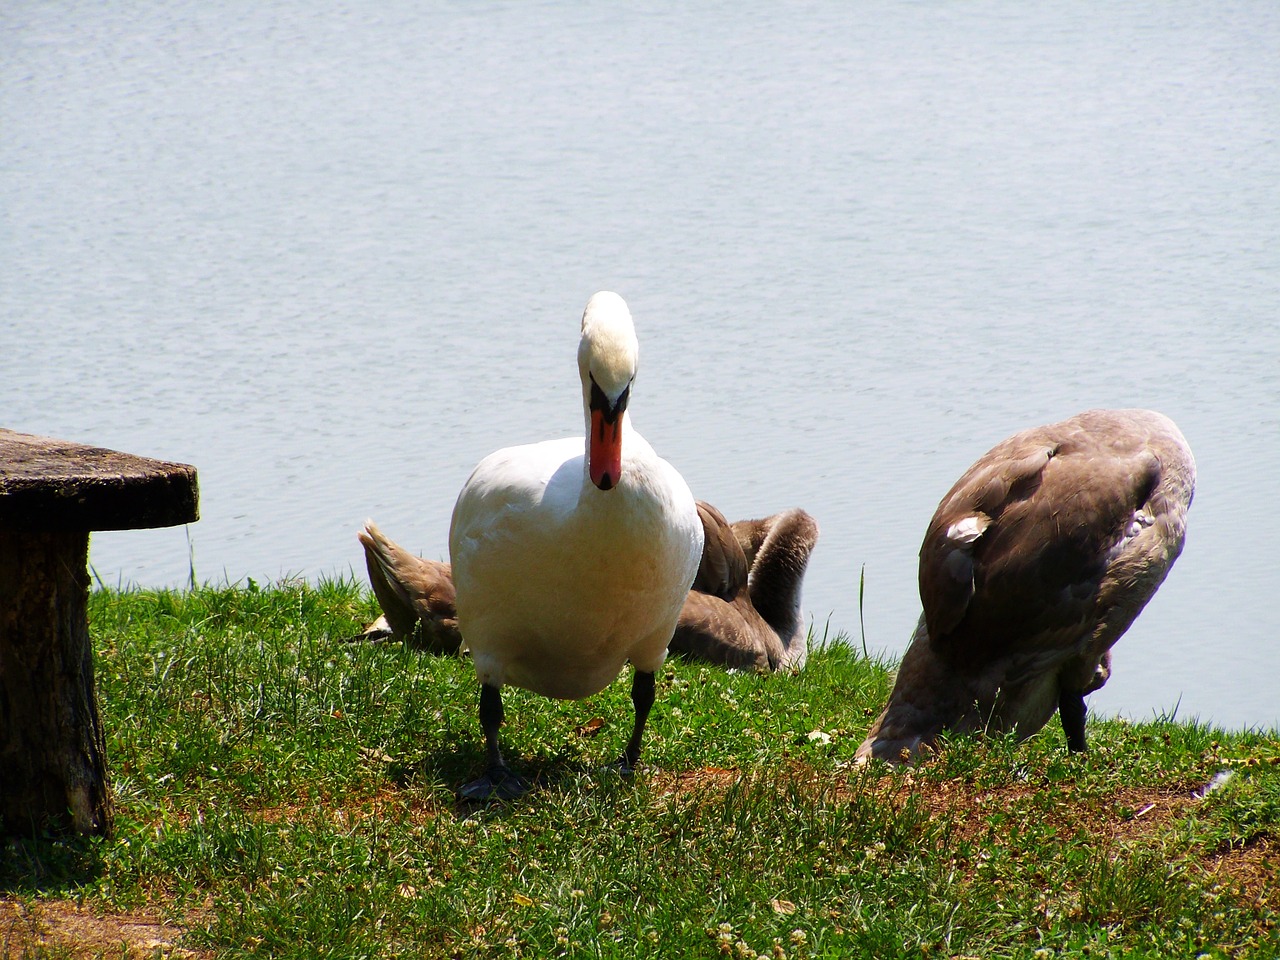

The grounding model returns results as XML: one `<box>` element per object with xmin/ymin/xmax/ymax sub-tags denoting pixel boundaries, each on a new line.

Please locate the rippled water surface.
<box><xmin>3</xmin><ymin>2</ymin><xmax>1277</xmax><ymax>730</ymax></box>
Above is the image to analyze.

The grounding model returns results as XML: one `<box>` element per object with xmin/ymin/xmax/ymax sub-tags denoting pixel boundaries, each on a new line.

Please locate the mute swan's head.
<box><xmin>578</xmin><ymin>291</ymin><xmax>639</xmax><ymax>491</ymax></box>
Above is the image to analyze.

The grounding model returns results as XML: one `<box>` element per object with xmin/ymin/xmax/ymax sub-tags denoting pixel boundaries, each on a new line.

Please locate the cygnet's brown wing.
<box><xmin>670</xmin><ymin>592</ymin><xmax>777</xmax><ymax>671</ymax></box>
<box><xmin>689</xmin><ymin>500</ymin><xmax>749</xmax><ymax>601</ymax></box>
<box><xmin>358</xmin><ymin>520</ymin><xmax>461</xmax><ymax>654</ymax></box>
<box><xmin>738</xmin><ymin>509</ymin><xmax>819</xmax><ymax>643</ymax></box>
<box><xmin>918</xmin><ymin>409</ymin><xmax>1194</xmax><ymax>670</ymax></box>
<box><xmin>670</xmin><ymin>506</ymin><xmax>819</xmax><ymax>672</ymax></box>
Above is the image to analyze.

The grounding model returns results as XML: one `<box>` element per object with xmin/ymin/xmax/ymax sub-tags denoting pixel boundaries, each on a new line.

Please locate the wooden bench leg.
<box><xmin>0</xmin><ymin>530</ymin><xmax>114</xmax><ymax>837</ymax></box>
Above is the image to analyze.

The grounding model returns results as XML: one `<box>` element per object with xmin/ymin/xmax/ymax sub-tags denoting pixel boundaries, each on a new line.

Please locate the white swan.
<box><xmin>448</xmin><ymin>291</ymin><xmax>704</xmax><ymax>799</ymax></box>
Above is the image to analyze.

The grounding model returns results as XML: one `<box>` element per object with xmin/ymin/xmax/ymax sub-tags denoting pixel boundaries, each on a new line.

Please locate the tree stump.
<box><xmin>0</xmin><ymin>429</ymin><xmax>198</xmax><ymax>838</ymax></box>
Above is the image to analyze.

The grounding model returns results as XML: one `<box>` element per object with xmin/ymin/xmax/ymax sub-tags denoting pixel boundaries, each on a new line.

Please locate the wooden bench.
<box><xmin>0</xmin><ymin>429</ymin><xmax>198</xmax><ymax>837</ymax></box>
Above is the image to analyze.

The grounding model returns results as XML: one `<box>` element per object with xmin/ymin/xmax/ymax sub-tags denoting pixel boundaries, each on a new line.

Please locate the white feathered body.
<box><xmin>450</xmin><ymin>429</ymin><xmax>703</xmax><ymax>700</ymax></box>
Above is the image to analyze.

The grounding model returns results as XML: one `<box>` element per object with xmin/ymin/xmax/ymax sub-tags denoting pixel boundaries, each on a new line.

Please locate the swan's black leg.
<box><xmin>1059</xmin><ymin>688</ymin><xmax>1088</xmax><ymax>753</ymax></box>
<box><xmin>618</xmin><ymin>669</ymin><xmax>656</xmax><ymax>773</ymax></box>
<box><xmin>460</xmin><ymin>683</ymin><xmax>527</xmax><ymax>800</ymax></box>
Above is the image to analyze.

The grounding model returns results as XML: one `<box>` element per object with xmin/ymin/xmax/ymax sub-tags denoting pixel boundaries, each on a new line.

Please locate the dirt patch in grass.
<box><xmin>0</xmin><ymin>898</ymin><xmax>208</xmax><ymax>959</ymax></box>
<box><xmin>656</xmin><ymin>759</ymin><xmax>1278</xmax><ymax>906</ymax></box>
<box><xmin>1202</xmin><ymin>837</ymin><xmax>1280</xmax><ymax>913</ymax></box>
<box><xmin>658</xmin><ymin>765</ymin><xmax>746</xmax><ymax>794</ymax></box>
<box><xmin>657</xmin><ymin>761</ymin><xmax>1200</xmax><ymax>834</ymax></box>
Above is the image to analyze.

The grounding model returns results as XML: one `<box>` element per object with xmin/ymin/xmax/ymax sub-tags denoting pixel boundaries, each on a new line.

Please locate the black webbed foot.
<box><xmin>460</xmin><ymin>765</ymin><xmax>528</xmax><ymax>802</ymax></box>
<box><xmin>605</xmin><ymin>754</ymin><xmax>642</xmax><ymax>778</ymax></box>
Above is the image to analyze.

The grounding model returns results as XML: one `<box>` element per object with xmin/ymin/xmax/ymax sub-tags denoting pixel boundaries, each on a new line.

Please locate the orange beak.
<box><xmin>589</xmin><ymin>408</ymin><xmax>623</xmax><ymax>490</ymax></box>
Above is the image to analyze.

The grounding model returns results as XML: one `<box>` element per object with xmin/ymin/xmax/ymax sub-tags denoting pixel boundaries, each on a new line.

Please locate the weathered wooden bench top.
<box><xmin>0</xmin><ymin>428</ymin><xmax>199</xmax><ymax>530</ymax></box>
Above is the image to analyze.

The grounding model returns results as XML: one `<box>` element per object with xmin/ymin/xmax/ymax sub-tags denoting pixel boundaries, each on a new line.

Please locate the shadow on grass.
<box><xmin>0</xmin><ymin>830</ymin><xmax>104</xmax><ymax>894</ymax></box>
<box><xmin>391</xmin><ymin>739</ymin><xmax>644</xmax><ymax>817</ymax></box>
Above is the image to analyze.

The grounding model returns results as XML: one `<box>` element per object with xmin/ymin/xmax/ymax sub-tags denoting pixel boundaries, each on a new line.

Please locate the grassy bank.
<box><xmin>1</xmin><ymin>581</ymin><xmax>1277</xmax><ymax>958</ymax></box>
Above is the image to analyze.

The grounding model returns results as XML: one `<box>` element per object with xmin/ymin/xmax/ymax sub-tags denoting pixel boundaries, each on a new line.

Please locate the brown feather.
<box><xmin>356</xmin><ymin>521</ymin><xmax>461</xmax><ymax>654</ymax></box>
<box><xmin>688</xmin><ymin>501</ymin><xmax>749</xmax><ymax>601</ymax></box>
<box><xmin>859</xmin><ymin>408</ymin><xmax>1195</xmax><ymax>762</ymax></box>
<box><xmin>668</xmin><ymin>506</ymin><xmax>819</xmax><ymax>671</ymax></box>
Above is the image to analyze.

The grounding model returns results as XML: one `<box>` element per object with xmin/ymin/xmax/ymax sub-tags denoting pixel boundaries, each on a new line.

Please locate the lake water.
<box><xmin>3</xmin><ymin>2</ymin><xmax>1277</xmax><ymax>732</ymax></box>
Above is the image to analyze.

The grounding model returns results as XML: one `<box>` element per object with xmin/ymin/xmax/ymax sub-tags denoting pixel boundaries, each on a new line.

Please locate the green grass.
<box><xmin>2</xmin><ymin>580</ymin><xmax>1277</xmax><ymax>958</ymax></box>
